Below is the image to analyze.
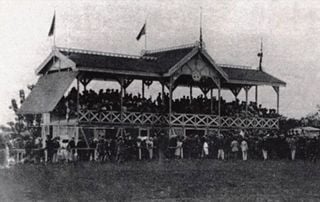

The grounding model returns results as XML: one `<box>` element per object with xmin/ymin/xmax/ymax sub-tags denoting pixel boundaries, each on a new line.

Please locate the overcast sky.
<box><xmin>1</xmin><ymin>0</ymin><xmax>320</xmax><ymax>125</ymax></box>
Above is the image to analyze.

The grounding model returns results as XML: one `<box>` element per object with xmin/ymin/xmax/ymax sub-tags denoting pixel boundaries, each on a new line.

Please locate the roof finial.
<box><xmin>199</xmin><ymin>7</ymin><xmax>203</xmax><ymax>49</ymax></box>
<box><xmin>257</xmin><ymin>38</ymin><xmax>263</xmax><ymax>71</ymax></box>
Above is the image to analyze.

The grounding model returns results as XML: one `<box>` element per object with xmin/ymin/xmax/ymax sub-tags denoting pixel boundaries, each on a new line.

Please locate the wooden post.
<box><xmin>218</xmin><ymin>85</ymin><xmax>221</xmax><ymax>132</ymax></box>
<box><xmin>142</xmin><ymin>80</ymin><xmax>145</xmax><ymax>98</ymax></box>
<box><xmin>244</xmin><ymin>86</ymin><xmax>250</xmax><ymax>116</ymax></box>
<box><xmin>76</xmin><ymin>78</ymin><xmax>80</xmax><ymax>120</ymax></box>
<box><xmin>255</xmin><ymin>85</ymin><xmax>258</xmax><ymax>104</ymax></box>
<box><xmin>210</xmin><ymin>88</ymin><xmax>213</xmax><ymax>113</ymax></box>
<box><xmin>169</xmin><ymin>79</ymin><xmax>173</xmax><ymax>117</ymax></box>
<box><xmin>161</xmin><ymin>82</ymin><xmax>165</xmax><ymax>100</ymax></box>
<box><xmin>190</xmin><ymin>85</ymin><xmax>193</xmax><ymax>104</ymax></box>
<box><xmin>218</xmin><ymin>88</ymin><xmax>221</xmax><ymax>118</ymax></box>
<box><xmin>120</xmin><ymin>78</ymin><xmax>124</xmax><ymax>115</ymax></box>
<box><xmin>273</xmin><ymin>86</ymin><xmax>280</xmax><ymax>114</ymax></box>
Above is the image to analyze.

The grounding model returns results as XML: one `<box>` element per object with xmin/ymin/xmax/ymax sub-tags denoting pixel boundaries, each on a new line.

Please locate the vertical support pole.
<box><xmin>255</xmin><ymin>85</ymin><xmax>258</xmax><ymax>104</ymax></box>
<box><xmin>189</xmin><ymin>85</ymin><xmax>193</xmax><ymax>104</ymax></box>
<box><xmin>142</xmin><ymin>80</ymin><xmax>145</xmax><ymax>98</ymax></box>
<box><xmin>169</xmin><ymin>79</ymin><xmax>173</xmax><ymax>118</ymax></box>
<box><xmin>244</xmin><ymin>86</ymin><xmax>250</xmax><ymax>116</ymax></box>
<box><xmin>161</xmin><ymin>82</ymin><xmax>165</xmax><ymax>101</ymax></box>
<box><xmin>169</xmin><ymin>77</ymin><xmax>173</xmax><ymax>138</ymax></box>
<box><xmin>76</xmin><ymin>78</ymin><xmax>80</xmax><ymax>121</ymax></box>
<box><xmin>120</xmin><ymin>78</ymin><xmax>124</xmax><ymax>117</ymax></box>
<box><xmin>273</xmin><ymin>86</ymin><xmax>280</xmax><ymax>114</ymax></box>
<box><xmin>218</xmin><ymin>87</ymin><xmax>221</xmax><ymax>119</ymax></box>
<box><xmin>217</xmin><ymin>79</ymin><xmax>221</xmax><ymax>132</ymax></box>
<box><xmin>210</xmin><ymin>88</ymin><xmax>213</xmax><ymax>114</ymax></box>
<box><xmin>277</xmin><ymin>89</ymin><xmax>280</xmax><ymax>114</ymax></box>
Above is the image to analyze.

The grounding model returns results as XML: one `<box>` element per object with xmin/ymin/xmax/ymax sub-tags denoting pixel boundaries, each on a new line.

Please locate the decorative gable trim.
<box><xmin>35</xmin><ymin>49</ymin><xmax>76</xmax><ymax>75</ymax></box>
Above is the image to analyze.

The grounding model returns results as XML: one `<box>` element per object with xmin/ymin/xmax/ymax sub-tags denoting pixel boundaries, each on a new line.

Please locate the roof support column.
<box><xmin>169</xmin><ymin>77</ymin><xmax>173</xmax><ymax>119</ymax></box>
<box><xmin>218</xmin><ymin>87</ymin><xmax>221</xmax><ymax>118</ymax></box>
<box><xmin>255</xmin><ymin>85</ymin><xmax>258</xmax><ymax>104</ymax></box>
<box><xmin>190</xmin><ymin>86</ymin><xmax>193</xmax><ymax>104</ymax></box>
<box><xmin>120</xmin><ymin>78</ymin><xmax>124</xmax><ymax>123</ymax></box>
<box><xmin>142</xmin><ymin>80</ymin><xmax>145</xmax><ymax>99</ymax></box>
<box><xmin>76</xmin><ymin>78</ymin><xmax>80</xmax><ymax>121</ymax></box>
<box><xmin>244</xmin><ymin>86</ymin><xmax>251</xmax><ymax>116</ymax></box>
<box><xmin>161</xmin><ymin>81</ymin><xmax>165</xmax><ymax>103</ymax></box>
<box><xmin>273</xmin><ymin>86</ymin><xmax>280</xmax><ymax>114</ymax></box>
<box><xmin>210</xmin><ymin>88</ymin><xmax>213</xmax><ymax>114</ymax></box>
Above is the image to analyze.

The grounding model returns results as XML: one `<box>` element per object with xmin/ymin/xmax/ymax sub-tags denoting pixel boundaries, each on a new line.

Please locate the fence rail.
<box><xmin>78</xmin><ymin>110</ymin><xmax>279</xmax><ymax>129</ymax></box>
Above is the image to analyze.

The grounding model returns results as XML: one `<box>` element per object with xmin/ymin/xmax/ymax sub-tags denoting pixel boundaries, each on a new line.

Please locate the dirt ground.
<box><xmin>1</xmin><ymin>160</ymin><xmax>320</xmax><ymax>201</ymax></box>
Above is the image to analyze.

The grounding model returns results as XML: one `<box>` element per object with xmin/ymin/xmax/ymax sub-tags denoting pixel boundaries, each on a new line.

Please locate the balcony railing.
<box><xmin>78</xmin><ymin>110</ymin><xmax>279</xmax><ymax>129</ymax></box>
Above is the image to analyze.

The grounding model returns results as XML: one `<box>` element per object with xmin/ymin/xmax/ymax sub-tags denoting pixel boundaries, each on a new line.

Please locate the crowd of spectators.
<box><xmin>54</xmin><ymin>87</ymin><xmax>279</xmax><ymax>118</ymax></box>
<box><xmin>7</xmin><ymin>129</ymin><xmax>320</xmax><ymax>164</ymax></box>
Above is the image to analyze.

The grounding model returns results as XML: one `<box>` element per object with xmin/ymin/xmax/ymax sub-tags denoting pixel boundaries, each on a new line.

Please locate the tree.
<box><xmin>7</xmin><ymin>88</ymin><xmax>41</xmax><ymax>140</ymax></box>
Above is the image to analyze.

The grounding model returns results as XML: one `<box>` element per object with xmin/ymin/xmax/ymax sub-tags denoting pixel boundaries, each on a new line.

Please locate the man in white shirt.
<box><xmin>241</xmin><ymin>139</ymin><xmax>249</xmax><ymax>161</ymax></box>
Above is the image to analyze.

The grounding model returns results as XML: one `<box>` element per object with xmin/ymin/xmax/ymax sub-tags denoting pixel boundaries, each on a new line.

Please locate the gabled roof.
<box><xmin>220</xmin><ymin>65</ymin><xmax>286</xmax><ymax>86</ymax></box>
<box><xmin>18</xmin><ymin>71</ymin><xmax>77</xmax><ymax>114</ymax></box>
<box><xmin>35</xmin><ymin>42</ymin><xmax>285</xmax><ymax>87</ymax></box>
<box><xmin>56</xmin><ymin>44</ymin><xmax>197</xmax><ymax>76</ymax></box>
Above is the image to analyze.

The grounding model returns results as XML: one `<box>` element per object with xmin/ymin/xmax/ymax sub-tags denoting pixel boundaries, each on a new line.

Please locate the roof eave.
<box><xmin>77</xmin><ymin>67</ymin><xmax>162</xmax><ymax>78</ymax></box>
<box><xmin>226</xmin><ymin>79</ymin><xmax>286</xmax><ymax>87</ymax></box>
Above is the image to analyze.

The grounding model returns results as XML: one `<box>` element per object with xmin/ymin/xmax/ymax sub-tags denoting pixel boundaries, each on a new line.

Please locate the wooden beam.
<box><xmin>273</xmin><ymin>86</ymin><xmax>280</xmax><ymax>114</ymax></box>
<box><xmin>243</xmin><ymin>86</ymin><xmax>251</xmax><ymax>116</ymax></box>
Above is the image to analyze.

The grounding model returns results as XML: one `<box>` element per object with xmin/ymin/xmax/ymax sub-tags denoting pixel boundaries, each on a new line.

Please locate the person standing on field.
<box><xmin>230</xmin><ymin>138</ymin><xmax>239</xmax><ymax>160</ymax></box>
<box><xmin>217</xmin><ymin>134</ymin><xmax>225</xmax><ymax>160</ymax></box>
<box><xmin>287</xmin><ymin>136</ymin><xmax>297</xmax><ymax>160</ymax></box>
<box><xmin>241</xmin><ymin>139</ymin><xmax>249</xmax><ymax>161</ymax></box>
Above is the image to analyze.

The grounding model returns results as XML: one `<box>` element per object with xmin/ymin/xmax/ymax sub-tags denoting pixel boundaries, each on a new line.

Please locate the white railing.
<box><xmin>78</xmin><ymin>110</ymin><xmax>279</xmax><ymax>129</ymax></box>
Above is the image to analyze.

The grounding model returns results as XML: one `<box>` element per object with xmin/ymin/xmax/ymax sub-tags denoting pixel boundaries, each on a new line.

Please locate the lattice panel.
<box><xmin>78</xmin><ymin>110</ymin><xmax>279</xmax><ymax>129</ymax></box>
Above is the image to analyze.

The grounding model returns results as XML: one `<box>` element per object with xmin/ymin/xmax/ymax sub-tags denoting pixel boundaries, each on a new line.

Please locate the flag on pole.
<box><xmin>136</xmin><ymin>23</ymin><xmax>146</xmax><ymax>41</ymax></box>
<box><xmin>48</xmin><ymin>12</ymin><xmax>56</xmax><ymax>37</ymax></box>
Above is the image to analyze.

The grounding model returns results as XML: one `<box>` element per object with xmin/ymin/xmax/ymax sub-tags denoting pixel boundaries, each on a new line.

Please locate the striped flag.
<box><xmin>48</xmin><ymin>12</ymin><xmax>55</xmax><ymax>37</ymax></box>
<box><xmin>136</xmin><ymin>23</ymin><xmax>146</xmax><ymax>41</ymax></box>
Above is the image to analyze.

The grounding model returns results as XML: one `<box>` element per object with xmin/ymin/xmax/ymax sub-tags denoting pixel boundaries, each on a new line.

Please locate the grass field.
<box><xmin>1</xmin><ymin>160</ymin><xmax>320</xmax><ymax>201</ymax></box>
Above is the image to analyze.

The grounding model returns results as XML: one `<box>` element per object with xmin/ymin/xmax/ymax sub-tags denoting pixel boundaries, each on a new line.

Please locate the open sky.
<box><xmin>1</xmin><ymin>0</ymin><xmax>320</xmax><ymax>125</ymax></box>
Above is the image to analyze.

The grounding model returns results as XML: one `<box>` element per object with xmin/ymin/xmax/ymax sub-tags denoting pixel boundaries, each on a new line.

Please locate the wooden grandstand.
<box><xmin>18</xmin><ymin>41</ymin><xmax>286</xmax><ymax>141</ymax></box>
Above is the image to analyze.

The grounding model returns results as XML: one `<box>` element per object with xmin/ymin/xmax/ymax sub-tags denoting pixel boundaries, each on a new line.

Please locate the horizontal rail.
<box><xmin>78</xmin><ymin>110</ymin><xmax>279</xmax><ymax>129</ymax></box>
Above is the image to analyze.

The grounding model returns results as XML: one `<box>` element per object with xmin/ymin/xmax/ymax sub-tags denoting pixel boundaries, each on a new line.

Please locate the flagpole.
<box><xmin>53</xmin><ymin>10</ymin><xmax>56</xmax><ymax>50</ymax></box>
<box><xmin>200</xmin><ymin>7</ymin><xmax>203</xmax><ymax>48</ymax></box>
<box><xmin>145</xmin><ymin>19</ymin><xmax>147</xmax><ymax>50</ymax></box>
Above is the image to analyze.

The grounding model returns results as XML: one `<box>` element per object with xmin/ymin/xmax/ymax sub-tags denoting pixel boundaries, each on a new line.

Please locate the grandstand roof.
<box><xmin>36</xmin><ymin>42</ymin><xmax>285</xmax><ymax>87</ymax></box>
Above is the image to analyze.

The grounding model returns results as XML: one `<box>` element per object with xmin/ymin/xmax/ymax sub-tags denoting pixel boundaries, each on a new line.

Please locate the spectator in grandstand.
<box><xmin>62</xmin><ymin>87</ymin><xmax>280</xmax><ymax>119</ymax></box>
